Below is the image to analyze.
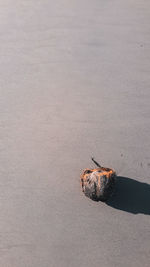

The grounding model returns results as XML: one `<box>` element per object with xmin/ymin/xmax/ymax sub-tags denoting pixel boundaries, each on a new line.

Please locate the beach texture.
<box><xmin>0</xmin><ymin>0</ymin><xmax>150</xmax><ymax>266</ymax></box>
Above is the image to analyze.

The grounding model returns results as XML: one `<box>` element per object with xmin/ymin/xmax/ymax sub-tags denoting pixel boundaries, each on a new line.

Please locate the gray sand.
<box><xmin>0</xmin><ymin>0</ymin><xmax>150</xmax><ymax>266</ymax></box>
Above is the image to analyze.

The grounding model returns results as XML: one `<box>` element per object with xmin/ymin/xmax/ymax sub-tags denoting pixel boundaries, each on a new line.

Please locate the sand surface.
<box><xmin>0</xmin><ymin>0</ymin><xmax>150</xmax><ymax>266</ymax></box>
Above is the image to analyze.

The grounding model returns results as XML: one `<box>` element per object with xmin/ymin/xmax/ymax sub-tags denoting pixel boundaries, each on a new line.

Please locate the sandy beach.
<box><xmin>0</xmin><ymin>0</ymin><xmax>150</xmax><ymax>266</ymax></box>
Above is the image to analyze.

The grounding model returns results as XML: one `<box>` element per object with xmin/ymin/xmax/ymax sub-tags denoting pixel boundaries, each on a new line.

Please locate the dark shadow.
<box><xmin>107</xmin><ymin>176</ymin><xmax>150</xmax><ymax>215</ymax></box>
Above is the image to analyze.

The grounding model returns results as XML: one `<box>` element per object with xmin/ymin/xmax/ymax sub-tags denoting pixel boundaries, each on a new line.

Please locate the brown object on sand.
<box><xmin>81</xmin><ymin>159</ymin><xmax>116</xmax><ymax>201</ymax></box>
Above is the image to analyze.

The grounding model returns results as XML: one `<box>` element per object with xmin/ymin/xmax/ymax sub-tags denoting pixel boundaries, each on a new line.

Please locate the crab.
<box><xmin>80</xmin><ymin>158</ymin><xmax>116</xmax><ymax>201</ymax></box>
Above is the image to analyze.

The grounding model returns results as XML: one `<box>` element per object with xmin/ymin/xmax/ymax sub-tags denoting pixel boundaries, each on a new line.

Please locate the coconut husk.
<box><xmin>81</xmin><ymin>158</ymin><xmax>116</xmax><ymax>201</ymax></box>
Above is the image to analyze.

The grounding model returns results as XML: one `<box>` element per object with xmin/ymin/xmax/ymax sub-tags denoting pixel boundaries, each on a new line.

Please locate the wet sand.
<box><xmin>0</xmin><ymin>0</ymin><xmax>150</xmax><ymax>266</ymax></box>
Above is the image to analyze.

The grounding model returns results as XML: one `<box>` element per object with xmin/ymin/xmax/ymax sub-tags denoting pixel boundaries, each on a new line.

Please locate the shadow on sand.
<box><xmin>107</xmin><ymin>176</ymin><xmax>150</xmax><ymax>215</ymax></box>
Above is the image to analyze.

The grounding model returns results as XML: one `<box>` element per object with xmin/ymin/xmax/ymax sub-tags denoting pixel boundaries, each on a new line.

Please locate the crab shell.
<box><xmin>80</xmin><ymin>167</ymin><xmax>116</xmax><ymax>201</ymax></box>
